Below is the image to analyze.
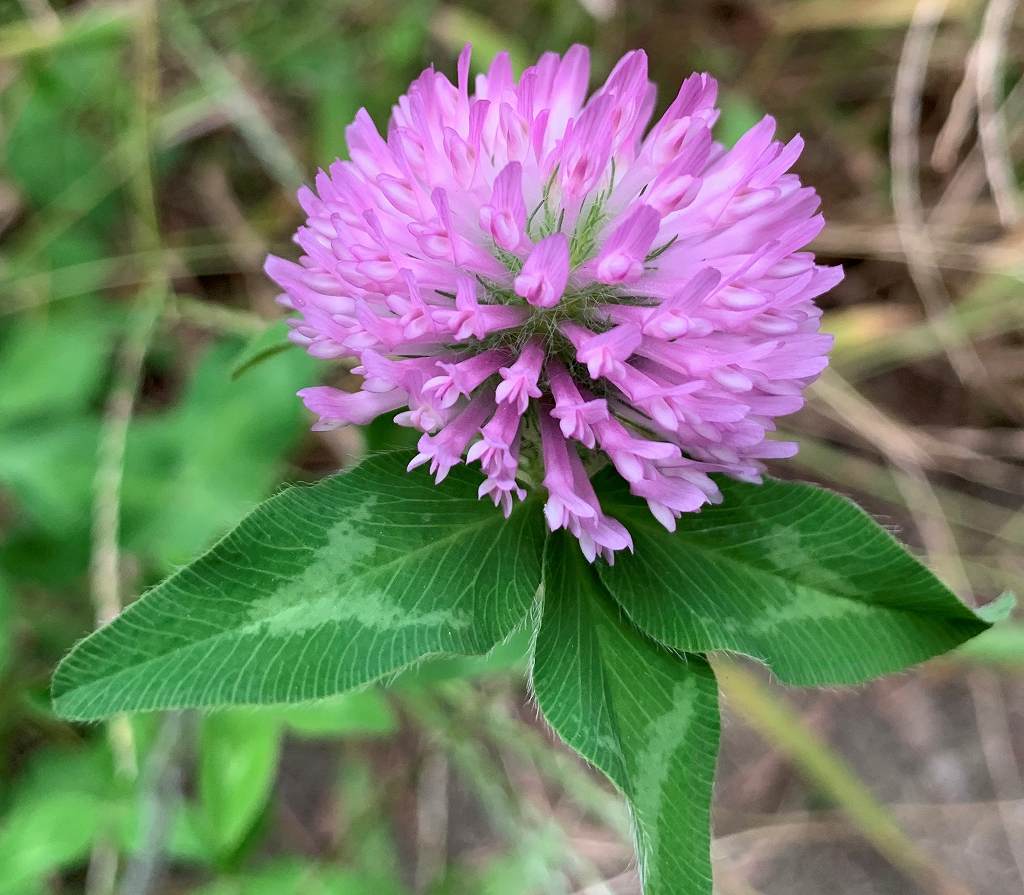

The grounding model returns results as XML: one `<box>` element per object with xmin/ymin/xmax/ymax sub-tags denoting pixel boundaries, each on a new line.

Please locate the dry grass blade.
<box><xmin>891</xmin><ymin>0</ymin><xmax>989</xmax><ymax>388</ymax></box>
<box><xmin>974</xmin><ymin>0</ymin><xmax>1022</xmax><ymax>226</ymax></box>
<box><xmin>164</xmin><ymin>1</ymin><xmax>305</xmax><ymax>191</ymax></box>
<box><xmin>85</xmin><ymin>8</ymin><xmax>167</xmax><ymax>892</ymax></box>
<box><xmin>826</xmin><ymin>275</ymin><xmax>1024</xmax><ymax>383</ymax></box>
<box><xmin>773</xmin><ymin>0</ymin><xmax>977</xmax><ymax>32</ymax></box>
<box><xmin>932</xmin><ymin>43</ymin><xmax>980</xmax><ymax>171</ymax></box>
<box><xmin>932</xmin><ymin>72</ymin><xmax>1024</xmax><ymax>223</ymax></box>
<box><xmin>967</xmin><ymin>671</ymin><xmax>1024</xmax><ymax>888</ymax></box>
<box><xmin>712</xmin><ymin>658</ymin><xmax>977</xmax><ymax>895</ymax></box>
<box><xmin>814</xmin><ymin>221</ymin><xmax>1024</xmax><ymax>276</ymax></box>
<box><xmin>808</xmin><ymin>371</ymin><xmax>974</xmax><ymax>597</ymax></box>
<box><xmin>0</xmin><ymin>2</ymin><xmax>135</xmax><ymax>60</ymax></box>
<box><xmin>788</xmin><ymin>435</ymin><xmax>1024</xmax><ymax>556</ymax></box>
<box><xmin>714</xmin><ymin>801</ymin><xmax>1024</xmax><ymax>890</ymax></box>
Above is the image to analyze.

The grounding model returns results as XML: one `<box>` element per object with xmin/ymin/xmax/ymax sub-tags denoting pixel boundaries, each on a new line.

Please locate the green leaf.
<box><xmin>532</xmin><ymin>532</ymin><xmax>720</xmax><ymax>895</ymax></box>
<box><xmin>229</xmin><ymin>319</ymin><xmax>294</xmax><ymax>380</ymax></box>
<box><xmin>52</xmin><ymin>454</ymin><xmax>545</xmax><ymax>720</ymax></box>
<box><xmin>198</xmin><ymin>711</ymin><xmax>281</xmax><ymax>859</ymax></box>
<box><xmin>595</xmin><ymin>473</ymin><xmax>998</xmax><ymax>685</ymax></box>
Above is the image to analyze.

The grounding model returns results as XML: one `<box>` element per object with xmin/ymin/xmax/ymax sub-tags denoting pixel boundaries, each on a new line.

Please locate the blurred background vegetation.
<box><xmin>0</xmin><ymin>0</ymin><xmax>1022</xmax><ymax>893</ymax></box>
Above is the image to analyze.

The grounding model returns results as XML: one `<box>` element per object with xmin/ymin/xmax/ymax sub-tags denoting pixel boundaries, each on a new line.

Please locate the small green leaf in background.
<box><xmin>452</xmin><ymin>830</ymin><xmax>568</xmax><ymax>895</ymax></box>
<box><xmin>199</xmin><ymin>712</ymin><xmax>281</xmax><ymax>860</ymax></box>
<box><xmin>313</xmin><ymin>54</ymin><xmax>361</xmax><ymax>168</ymax></box>
<box><xmin>334</xmin><ymin>759</ymin><xmax>407</xmax><ymax>888</ymax></box>
<box><xmin>5</xmin><ymin>36</ymin><xmax>124</xmax><ymax>212</ymax></box>
<box><xmin>0</xmin><ymin>744</ymin><xmax>116</xmax><ymax>895</ymax></box>
<box><xmin>4</xmin><ymin>32</ymin><xmax>128</xmax><ymax>302</ymax></box>
<box><xmin>533</xmin><ymin>532</ymin><xmax>720</xmax><ymax>895</ymax></box>
<box><xmin>0</xmin><ymin>301</ymin><xmax>118</xmax><ymax>422</ymax></box>
<box><xmin>0</xmin><ymin>302</ymin><xmax>117</xmax><ymax>533</ymax></box>
<box><xmin>0</xmin><ymin>419</ymin><xmax>99</xmax><ymax>536</ymax></box>
<box><xmin>362</xmin><ymin>413</ymin><xmax>420</xmax><ymax>453</ymax></box>
<box><xmin>595</xmin><ymin>473</ymin><xmax>1006</xmax><ymax>685</ymax></box>
<box><xmin>229</xmin><ymin>319</ymin><xmax>294</xmax><ymax>380</ymax></box>
<box><xmin>954</xmin><ymin>617</ymin><xmax>1024</xmax><ymax>665</ymax></box>
<box><xmin>52</xmin><ymin>454</ymin><xmax>546</xmax><ymax>719</ymax></box>
<box><xmin>272</xmin><ymin>689</ymin><xmax>397</xmax><ymax>738</ymax></box>
<box><xmin>431</xmin><ymin>8</ymin><xmax>531</xmax><ymax>75</ymax></box>
<box><xmin>191</xmin><ymin>859</ymin><xmax>399</xmax><ymax>895</ymax></box>
<box><xmin>395</xmin><ymin>627</ymin><xmax>531</xmax><ymax>688</ymax></box>
<box><xmin>0</xmin><ymin>576</ymin><xmax>10</xmax><ymax>679</ymax></box>
<box><xmin>716</xmin><ymin>93</ymin><xmax>763</xmax><ymax>148</ymax></box>
<box><xmin>0</xmin><ymin>790</ymin><xmax>103</xmax><ymax>895</ymax></box>
<box><xmin>124</xmin><ymin>340</ymin><xmax>316</xmax><ymax>572</ymax></box>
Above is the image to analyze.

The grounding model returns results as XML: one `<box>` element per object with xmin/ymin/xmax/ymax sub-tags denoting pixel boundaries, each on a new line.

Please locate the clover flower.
<box><xmin>265</xmin><ymin>45</ymin><xmax>843</xmax><ymax>562</ymax></box>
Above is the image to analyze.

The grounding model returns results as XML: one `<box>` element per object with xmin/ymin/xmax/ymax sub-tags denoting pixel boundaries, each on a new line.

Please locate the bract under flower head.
<box><xmin>266</xmin><ymin>45</ymin><xmax>843</xmax><ymax>562</ymax></box>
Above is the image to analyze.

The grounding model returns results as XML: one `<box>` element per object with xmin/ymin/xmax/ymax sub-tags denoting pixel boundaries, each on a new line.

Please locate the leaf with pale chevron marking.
<box><xmin>594</xmin><ymin>471</ymin><xmax>1009</xmax><ymax>685</ymax></box>
<box><xmin>533</xmin><ymin>532</ymin><xmax>720</xmax><ymax>895</ymax></box>
<box><xmin>52</xmin><ymin>454</ymin><xmax>545</xmax><ymax>720</ymax></box>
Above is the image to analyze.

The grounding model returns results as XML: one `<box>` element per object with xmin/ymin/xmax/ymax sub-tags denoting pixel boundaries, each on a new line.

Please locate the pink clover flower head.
<box><xmin>266</xmin><ymin>44</ymin><xmax>842</xmax><ymax>562</ymax></box>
